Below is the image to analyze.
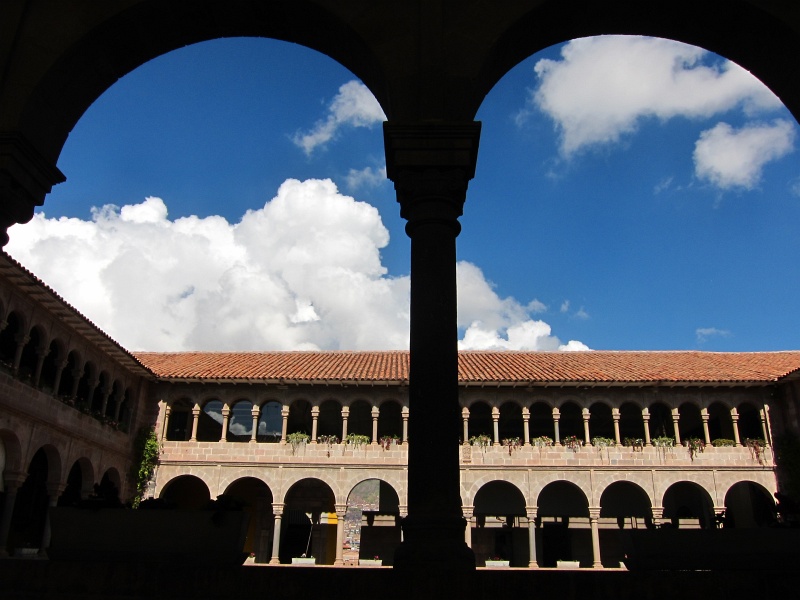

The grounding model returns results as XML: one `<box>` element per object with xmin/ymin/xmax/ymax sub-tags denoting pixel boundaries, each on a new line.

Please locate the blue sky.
<box><xmin>6</xmin><ymin>36</ymin><xmax>800</xmax><ymax>352</ymax></box>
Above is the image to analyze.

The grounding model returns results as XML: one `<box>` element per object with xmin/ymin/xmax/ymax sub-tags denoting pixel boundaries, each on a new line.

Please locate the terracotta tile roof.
<box><xmin>133</xmin><ymin>350</ymin><xmax>800</xmax><ymax>386</ymax></box>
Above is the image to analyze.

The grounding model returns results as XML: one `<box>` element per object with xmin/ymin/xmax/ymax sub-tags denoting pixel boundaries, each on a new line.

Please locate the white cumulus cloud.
<box><xmin>7</xmin><ymin>180</ymin><xmax>586</xmax><ymax>353</ymax></box>
<box><xmin>693</xmin><ymin>120</ymin><xmax>795</xmax><ymax>189</ymax></box>
<box><xmin>292</xmin><ymin>81</ymin><xmax>386</xmax><ymax>155</ymax></box>
<box><xmin>528</xmin><ymin>36</ymin><xmax>782</xmax><ymax>156</ymax></box>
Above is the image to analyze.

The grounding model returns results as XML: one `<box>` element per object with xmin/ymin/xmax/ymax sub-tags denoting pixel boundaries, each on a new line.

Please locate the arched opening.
<box><xmin>662</xmin><ymin>481</ymin><xmax>715</xmax><ymax>529</ymax></box>
<box><xmin>57</xmin><ymin>350</ymin><xmax>80</xmax><ymax>399</ymax></box>
<box><xmin>225</xmin><ymin>477</ymin><xmax>273</xmax><ymax>562</ymax></box>
<box><xmin>18</xmin><ymin>326</ymin><xmax>43</xmax><ymax>383</ymax></box>
<box><xmin>589</xmin><ymin>402</ymin><xmax>614</xmax><ymax>442</ymax></box>
<box><xmin>468</xmin><ymin>401</ymin><xmax>493</xmax><ymax>441</ymax></box>
<box><xmin>196</xmin><ymin>399</ymin><xmax>224</xmax><ymax>442</ymax></box>
<box><xmin>346</xmin><ymin>479</ymin><xmax>401</xmax><ymax>566</ymax></box>
<box><xmin>738</xmin><ymin>402</ymin><xmax>764</xmax><ymax>441</ymax></box>
<box><xmin>166</xmin><ymin>399</ymin><xmax>193</xmax><ymax>441</ymax></box>
<box><xmin>648</xmin><ymin>402</ymin><xmax>673</xmax><ymax>441</ymax></box>
<box><xmin>75</xmin><ymin>361</ymin><xmax>96</xmax><ymax>411</ymax></box>
<box><xmin>348</xmin><ymin>400</ymin><xmax>372</xmax><ymax>438</ymax></box>
<box><xmin>39</xmin><ymin>339</ymin><xmax>62</xmax><ymax>393</ymax></box>
<box><xmin>281</xmin><ymin>478</ymin><xmax>336</xmax><ymax>565</ymax></box>
<box><xmin>377</xmin><ymin>401</ymin><xmax>402</xmax><ymax>440</ymax></box>
<box><xmin>498</xmin><ymin>402</ymin><xmax>523</xmax><ymax>442</ymax></box>
<box><xmin>619</xmin><ymin>402</ymin><xmax>644</xmax><ymax>444</ymax></box>
<box><xmin>287</xmin><ymin>399</ymin><xmax>312</xmax><ymax>437</ymax></box>
<box><xmin>536</xmin><ymin>481</ymin><xmax>590</xmax><ymax>568</ymax></box>
<box><xmin>708</xmin><ymin>402</ymin><xmax>735</xmax><ymax>444</ymax></box>
<box><xmin>317</xmin><ymin>399</ymin><xmax>342</xmax><ymax>438</ymax></box>
<box><xmin>599</xmin><ymin>481</ymin><xmax>652</xmax><ymax>567</ymax></box>
<box><xmin>529</xmin><ymin>402</ymin><xmax>552</xmax><ymax>439</ymax></box>
<box><xmin>228</xmin><ymin>400</ymin><xmax>254</xmax><ymax>442</ymax></box>
<box><xmin>558</xmin><ymin>402</ymin><xmax>583</xmax><ymax>441</ymax></box>
<box><xmin>472</xmin><ymin>480</ymin><xmax>528</xmax><ymax>567</ymax></box>
<box><xmin>678</xmin><ymin>402</ymin><xmax>704</xmax><ymax>442</ymax></box>
<box><xmin>58</xmin><ymin>459</ymin><xmax>94</xmax><ymax>507</ymax></box>
<box><xmin>257</xmin><ymin>401</ymin><xmax>283</xmax><ymax>443</ymax></box>
<box><xmin>0</xmin><ymin>312</ymin><xmax>23</xmax><ymax>370</ymax></box>
<box><xmin>160</xmin><ymin>475</ymin><xmax>211</xmax><ymax>510</ymax></box>
<box><xmin>8</xmin><ymin>447</ymin><xmax>55</xmax><ymax>553</ymax></box>
<box><xmin>91</xmin><ymin>371</ymin><xmax>110</xmax><ymax>415</ymax></box>
<box><xmin>724</xmin><ymin>481</ymin><xmax>776</xmax><ymax>528</ymax></box>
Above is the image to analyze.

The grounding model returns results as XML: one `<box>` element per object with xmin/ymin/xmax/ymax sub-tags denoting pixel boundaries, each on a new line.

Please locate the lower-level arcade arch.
<box><xmin>160</xmin><ymin>474</ymin><xmax>211</xmax><ymax>510</ymax></box>
<box><xmin>598</xmin><ymin>481</ymin><xmax>652</xmax><ymax>568</ymax></box>
<box><xmin>280</xmin><ymin>478</ymin><xmax>336</xmax><ymax>564</ymax></box>
<box><xmin>224</xmin><ymin>477</ymin><xmax>274</xmax><ymax>561</ymax></box>
<box><xmin>662</xmin><ymin>481</ymin><xmax>715</xmax><ymax>529</ymax></box>
<box><xmin>345</xmin><ymin>478</ymin><xmax>401</xmax><ymax>565</ymax></box>
<box><xmin>724</xmin><ymin>481</ymin><xmax>776</xmax><ymax>528</ymax></box>
<box><xmin>536</xmin><ymin>481</ymin><xmax>591</xmax><ymax>567</ymax></box>
<box><xmin>472</xmin><ymin>480</ymin><xmax>527</xmax><ymax>567</ymax></box>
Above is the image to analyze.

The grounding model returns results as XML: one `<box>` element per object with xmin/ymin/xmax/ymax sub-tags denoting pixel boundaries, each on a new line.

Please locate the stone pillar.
<box><xmin>642</xmin><ymin>409</ymin><xmax>652</xmax><ymax>446</ymax></box>
<box><xmin>269</xmin><ymin>503</ymin><xmax>284</xmax><ymax>564</ymax></box>
<box><xmin>462</xmin><ymin>407</ymin><xmax>470</xmax><ymax>444</ymax></box>
<box><xmin>398</xmin><ymin>505</ymin><xmax>408</xmax><ymax>542</ymax></box>
<box><xmin>491</xmin><ymin>406</ymin><xmax>500</xmax><ymax>446</ymax></box>
<box><xmin>552</xmin><ymin>407</ymin><xmax>561</xmax><ymax>446</ymax></box>
<box><xmin>522</xmin><ymin>407</ymin><xmax>530</xmax><ymax>446</ymax></box>
<box><xmin>86</xmin><ymin>378</ymin><xmax>99</xmax><ymax>411</ymax></box>
<box><xmin>32</xmin><ymin>344</ymin><xmax>49</xmax><ymax>388</ymax></box>
<box><xmin>371</xmin><ymin>406</ymin><xmax>380</xmax><ymax>444</ymax></box>
<box><xmin>280</xmin><ymin>405</ymin><xmax>289</xmax><ymax>443</ymax></box>
<box><xmin>582</xmin><ymin>408</ymin><xmax>591</xmax><ymax>446</ymax></box>
<box><xmin>0</xmin><ymin>473</ymin><xmax>25</xmax><ymax>557</ymax></box>
<box><xmin>311</xmin><ymin>406</ymin><xmax>319</xmax><ymax>443</ymax></box>
<box><xmin>589</xmin><ymin>507</ymin><xmax>602</xmax><ymax>569</ymax></box>
<box><xmin>401</xmin><ymin>406</ymin><xmax>409</xmax><ymax>443</ymax></box>
<box><xmin>220</xmin><ymin>406</ymin><xmax>230</xmax><ymax>443</ymax></box>
<box><xmin>334</xmin><ymin>504</ymin><xmax>347</xmax><ymax>565</ymax></box>
<box><xmin>701</xmin><ymin>408</ymin><xmax>711</xmax><ymax>445</ymax></box>
<box><xmin>341</xmin><ymin>406</ymin><xmax>349</xmax><ymax>441</ymax></box>
<box><xmin>672</xmin><ymin>408</ymin><xmax>681</xmax><ymax>445</ymax></box>
<box><xmin>12</xmin><ymin>333</ymin><xmax>28</xmax><ymax>372</ymax></box>
<box><xmin>163</xmin><ymin>405</ymin><xmax>172</xmax><ymax>441</ymax></box>
<box><xmin>51</xmin><ymin>359</ymin><xmax>67</xmax><ymax>397</ymax></box>
<box><xmin>112</xmin><ymin>388</ymin><xmax>125</xmax><ymax>421</ymax></box>
<box><xmin>526</xmin><ymin>507</ymin><xmax>539</xmax><ymax>568</ymax></box>
<box><xmin>651</xmin><ymin>506</ymin><xmax>664</xmax><ymax>528</ymax></box>
<box><xmin>713</xmin><ymin>506</ymin><xmax>727</xmax><ymax>529</ymax></box>
<box><xmin>385</xmin><ymin>121</ymin><xmax>480</xmax><ymax>572</ymax></box>
<box><xmin>39</xmin><ymin>483</ymin><xmax>65</xmax><ymax>555</ymax></box>
<box><xmin>250</xmin><ymin>404</ymin><xmax>260</xmax><ymax>443</ymax></box>
<box><xmin>462</xmin><ymin>506</ymin><xmax>474</xmax><ymax>547</ymax></box>
<box><xmin>760</xmin><ymin>407</ymin><xmax>770</xmax><ymax>446</ymax></box>
<box><xmin>99</xmin><ymin>385</ymin><xmax>111</xmax><ymax>417</ymax></box>
<box><xmin>190</xmin><ymin>405</ymin><xmax>200</xmax><ymax>441</ymax></box>
<box><xmin>731</xmin><ymin>408</ymin><xmax>742</xmax><ymax>446</ymax></box>
<box><xmin>69</xmin><ymin>367</ymin><xmax>82</xmax><ymax>400</ymax></box>
<box><xmin>611</xmin><ymin>408</ymin><xmax>621</xmax><ymax>445</ymax></box>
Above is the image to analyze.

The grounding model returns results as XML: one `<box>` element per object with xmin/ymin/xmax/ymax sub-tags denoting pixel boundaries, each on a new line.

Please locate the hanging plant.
<box><xmin>345</xmin><ymin>433</ymin><xmax>371</xmax><ymax>449</ymax></box>
<box><xmin>469</xmin><ymin>434</ymin><xmax>492</xmax><ymax>449</ymax></box>
<box><xmin>623</xmin><ymin>437</ymin><xmax>644</xmax><ymax>452</ymax></box>
<box><xmin>532</xmin><ymin>435</ymin><xmax>553</xmax><ymax>449</ymax></box>
<box><xmin>379</xmin><ymin>435</ymin><xmax>399</xmax><ymax>450</ymax></box>
<box><xmin>686</xmin><ymin>437</ymin><xmax>705</xmax><ymax>460</ymax></box>
<box><xmin>711</xmin><ymin>438</ymin><xmax>735</xmax><ymax>447</ymax></box>
<box><xmin>501</xmin><ymin>437</ymin><xmax>521</xmax><ymax>456</ymax></box>
<box><xmin>131</xmin><ymin>427</ymin><xmax>160</xmax><ymax>508</ymax></box>
<box><xmin>287</xmin><ymin>431</ymin><xmax>310</xmax><ymax>454</ymax></box>
<box><xmin>592</xmin><ymin>436</ymin><xmax>615</xmax><ymax>449</ymax></box>
<box><xmin>317</xmin><ymin>434</ymin><xmax>339</xmax><ymax>457</ymax></box>
<box><xmin>746</xmin><ymin>438</ymin><xmax>768</xmax><ymax>465</ymax></box>
<box><xmin>562</xmin><ymin>435</ymin><xmax>582</xmax><ymax>452</ymax></box>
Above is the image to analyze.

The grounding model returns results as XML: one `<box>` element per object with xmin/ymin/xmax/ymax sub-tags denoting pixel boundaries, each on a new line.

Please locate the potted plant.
<box><xmin>484</xmin><ymin>556</ymin><xmax>510</xmax><ymax>568</ymax></box>
<box><xmin>469</xmin><ymin>433</ymin><xmax>492</xmax><ymax>449</ymax></box>
<box><xmin>287</xmin><ymin>431</ymin><xmax>310</xmax><ymax>454</ymax></box>
<box><xmin>686</xmin><ymin>437</ymin><xmax>705</xmax><ymax>460</ymax></box>
<box><xmin>359</xmin><ymin>555</ymin><xmax>382</xmax><ymax>566</ymax></box>
<box><xmin>532</xmin><ymin>435</ymin><xmax>553</xmax><ymax>449</ymax></box>
<box><xmin>563</xmin><ymin>435</ymin><xmax>582</xmax><ymax>452</ymax></box>
<box><xmin>345</xmin><ymin>433</ymin><xmax>371</xmax><ymax>449</ymax></box>
<box><xmin>746</xmin><ymin>438</ymin><xmax>768</xmax><ymax>465</ymax></box>
<box><xmin>291</xmin><ymin>554</ymin><xmax>316</xmax><ymax>565</ymax></box>
<box><xmin>502</xmin><ymin>437</ymin><xmax>521</xmax><ymax>455</ymax></box>
<box><xmin>317</xmin><ymin>434</ymin><xmax>339</xmax><ymax>457</ymax></box>
<box><xmin>379</xmin><ymin>435</ymin><xmax>399</xmax><ymax>450</ymax></box>
<box><xmin>623</xmin><ymin>437</ymin><xmax>644</xmax><ymax>452</ymax></box>
<box><xmin>711</xmin><ymin>438</ymin><xmax>735</xmax><ymax>447</ymax></box>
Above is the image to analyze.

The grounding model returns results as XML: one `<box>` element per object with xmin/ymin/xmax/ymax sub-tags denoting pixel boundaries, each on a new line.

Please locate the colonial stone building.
<box><xmin>1</xmin><ymin>251</ymin><xmax>798</xmax><ymax>569</ymax></box>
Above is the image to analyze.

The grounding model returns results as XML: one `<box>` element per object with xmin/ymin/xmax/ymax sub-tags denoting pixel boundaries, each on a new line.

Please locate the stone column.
<box><xmin>163</xmin><ymin>405</ymin><xmax>172</xmax><ymax>441</ymax></box>
<box><xmin>651</xmin><ymin>506</ymin><xmax>665</xmax><ymax>528</ymax></box>
<box><xmin>371</xmin><ymin>406</ymin><xmax>380</xmax><ymax>444</ymax></box>
<box><xmin>334</xmin><ymin>504</ymin><xmax>347</xmax><ymax>565</ymax></box>
<box><xmin>760</xmin><ymin>407</ymin><xmax>770</xmax><ymax>446</ymax></box>
<box><xmin>112</xmin><ymin>388</ymin><xmax>125</xmax><ymax>422</ymax></box>
<box><xmin>398</xmin><ymin>505</ymin><xmax>408</xmax><ymax>542</ymax></box>
<box><xmin>701</xmin><ymin>408</ymin><xmax>711</xmax><ymax>445</ymax></box>
<box><xmin>642</xmin><ymin>409</ymin><xmax>652</xmax><ymax>446</ymax></box>
<box><xmin>39</xmin><ymin>483</ymin><xmax>65</xmax><ymax>555</ymax></box>
<box><xmin>51</xmin><ymin>359</ymin><xmax>67</xmax><ymax>397</ymax></box>
<box><xmin>99</xmin><ymin>385</ymin><xmax>111</xmax><ymax>417</ymax></box>
<box><xmin>12</xmin><ymin>333</ymin><xmax>28</xmax><ymax>372</ymax></box>
<box><xmin>269</xmin><ymin>503</ymin><xmax>284</xmax><ymax>564</ymax></box>
<box><xmin>220</xmin><ymin>406</ymin><xmax>230</xmax><ymax>443</ymax></box>
<box><xmin>612</xmin><ymin>408</ymin><xmax>621</xmax><ymax>445</ymax></box>
<box><xmin>522</xmin><ymin>407</ymin><xmax>530</xmax><ymax>446</ymax></box>
<box><xmin>462</xmin><ymin>407</ymin><xmax>470</xmax><ymax>444</ymax></box>
<box><xmin>461</xmin><ymin>506</ymin><xmax>473</xmax><ymax>547</ymax></box>
<box><xmin>190</xmin><ymin>405</ymin><xmax>200</xmax><ymax>441</ymax></box>
<box><xmin>731</xmin><ymin>408</ymin><xmax>742</xmax><ymax>446</ymax></box>
<box><xmin>385</xmin><ymin>121</ymin><xmax>480</xmax><ymax>572</ymax></box>
<box><xmin>582</xmin><ymin>408</ymin><xmax>591</xmax><ymax>446</ymax></box>
<box><xmin>526</xmin><ymin>507</ymin><xmax>539</xmax><ymax>568</ymax></box>
<box><xmin>341</xmin><ymin>406</ymin><xmax>349</xmax><ymax>441</ymax></box>
<box><xmin>491</xmin><ymin>406</ymin><xmax>500</xmax><ymax>446</ymax></box>
<box><xmin>250</xmin><ymin>404</ymin><xmax>260</xmax><ymax>443</ymax></box>
<box><xmin>589</xmin><ymin>507</ymin><xmax>602</xmax><ymax>569</ymax></box>
<box><xmin>671</xmin><ymin>408</ymin><xmax>681</xmax><ymax>445</ymax></box>
<box><xmin>401</xmin><ymin>406</ymin><xmax>409</xmax><ymax>443</ymax></box>
<box><xmin>280</xmin><ymin>405</ymin><xmax>289</xmax><ymax>443</ymax></box>
<box><xmin>0</xmin><ymin>473</ymin><xmax>26</xmax><ymax>557</ymax></box>
<box><xmin>310</xmin><ymin>406</ymin><xmax>319</xmax><ymax>443</ymax></box>
<box><xmin>552</xmin><ymin>407</ymin><xmax>561</xmax><ymax>446</ymax></box>
<box><xmin>69</xmin><ymin>367</ymin><xmax>82</xmax><ymax>400</ymax></box>
<box><xmin>713</xmin><ymin>506</ymin><xmax>727</xmax><ymax>529</ymax></box>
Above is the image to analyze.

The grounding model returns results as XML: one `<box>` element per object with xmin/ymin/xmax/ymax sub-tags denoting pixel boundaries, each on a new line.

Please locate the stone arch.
<box><xmin>90</xmin><ymin>370</ymin><xmax>111</xmax><ymax>415</ymax></box>
<box><xmin>317</xmin><ymin>398</ymin><xmax>342</xmax><ymax>438</ymax></box>
<box><xmin>724</xmin><ymin>480</ymin><xmax>776</xmax><ymax>528</ymax></box>
<box><xmin>529</xmin><ymin>401</ymin><xmax>553</xmax><ymax>439</ymax></box>
<box><xmin>557</xmin><ymin>401</ymin><xmax>583</xmax><ymax>440</ymax></box>
<box><xmin>0</xmin><ymin>310</ymin><xmax>24</xmax><ymax>368</ymax></box>
<box><xmin>738</xmin><ymin>401</ymin><xmax>764</xmax><ymax>440</ymax></box>
<box><xmin>57</xmin><ymin>349</ymin><xmax>81</xmax><ymax>398</ymax></box>
<box><xmin>468</xmin><ymin>400</ymin><xmax>493</xmax><ymax>441</ymax></box>
<box><xmin>498</xmin><ymin>401</ymin><xmax>523</xmax><ymax>441</ymax></box>
<box><xmin>589</xmin><ymin>401</ymin><xmax>614</xmax><ymax>442</ymax></box>
<box><xmin>39</xmin><ymin>337</ymin><xmax>64</xmax><ymax>393</ymax></box>
<box><xmin>346</xmin><ymin>478</ymin><xmax>401</xmax><ymax>566</ymax></box>
<box><xmin>0</xmin><ymin>429</ymin><xmax>23</xmax><ymax>477</ymax></box>
<box><xmin>58</xmin><ymin>458</ymin><xmax>94</xmax><ymax>507</ymax></box>
<box><xmin>618</xmin><ymin>401</ymin><xmax>644</xmax><ymax>443</ymax></box>
<box><xmin>224</xmin><ymin>477</ymin><xmax>274</xmax><ymax>561</ymax></box>
<box><xmin>536</xmin><ymin>479</ymin><xmax>591</xmax><ymax>568</ymax></box>
<box><xmin>648</xmin><ymin>401</ymin><xmax>673</xmax><ymax>440</ymax></box>
<box><xmin>160</xmin><ymin>474</ymin><xmax>212</xmax><ymax>510</ymax></box>
<box><xmin>165</xmin><ymin>398</ymin><xmax>194</xmax><ymax>441</ymax></box>
<box><xmin>377</xmin><ymin>400</ymin><xmax>402</xmax><ymax>440</ymax></box>
<box><xmin>662</xmin><ymin>481</ymin><xmax>715</xmax><ymax>529</ymax></box>
<box><xmin>257</xmin><ymin>400</ymin><xmax>283</xmax><ymax>442</ymax></box>
<box><xmin>227</xmin><ymin>398</ymin><xmax>254</xmax><ymax>442</ymax></box>
<box><xmin>678</xmin><ymin>401</ymin><xmax>704</xmax><ymax>441</ymax></box>
<box><xmin>472</xmin><ymin>480</ymin><xmax>528</xmax><ymax>567</ymax></box>
<box><xmin>287</xmin><ymin>398</ymin><xmax>312</xmax><ymax>437</ymax></box>
<box><xmin>75</xmin><ymin>360</ymin><xmax>96</xmax><ymax>409</ymax></box>
<box><xmin>347</xmin><ymin>399</ymin><xmax>372</xmax><ymax>438</ymax></box>
<box><xmin>9</xmin><ymin>445</ymin><xmax>60</xmax><ymax>550</ymax></box>
<box><xmin>280</xmin><ymin>477</ymin><xmax>337</xmax><ymax>564</ymax></box>
<box><xmin>708</xmin><ymin>401</ymin><xmax>736</xmax><ymax>443</ymax></box>
<box><xmin>196</xmin><ymin>398</ymin><xmax>224</xmax><ymax>442</ymax></box>
<box><xmin>18</xmin><ymin>324</ymin><xmax>45</xmax><ymax>383</ymax></box>
<box><xmin>598</xmin><ymin>480</ymin><xmax>653</xmax><ymax>568</ymax></box>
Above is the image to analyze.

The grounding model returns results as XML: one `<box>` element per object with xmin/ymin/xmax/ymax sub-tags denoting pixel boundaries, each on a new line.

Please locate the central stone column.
<box><xmin>384</xmin><ymin>121</ymin><xmax>480</xmax><ymax>574</ymax></box>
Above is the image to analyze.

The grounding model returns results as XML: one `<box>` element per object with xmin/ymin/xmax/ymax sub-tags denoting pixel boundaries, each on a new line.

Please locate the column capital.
<box><xmin>3</xmin><ymin>471</ymin><xmax>27</xmax><ymax>490</ymax></box>
<box><xmin>525</xmin><ymin>506</ymin><xmax>538</xmax><ymax>520</ymax></box>
<box><xmin>272</xmin><ymin>502</ymin><xmax>285</xmax><ymax>516</ymax></box>
<box><xmin>589</xmin><ymin>507</ymin><xmax>601</xmax><ymax>520</ymax></box>
<box><xmin>335</xmin><ymin>503</ymin><xmax>348</xmax><ymax>515</ymax></box>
